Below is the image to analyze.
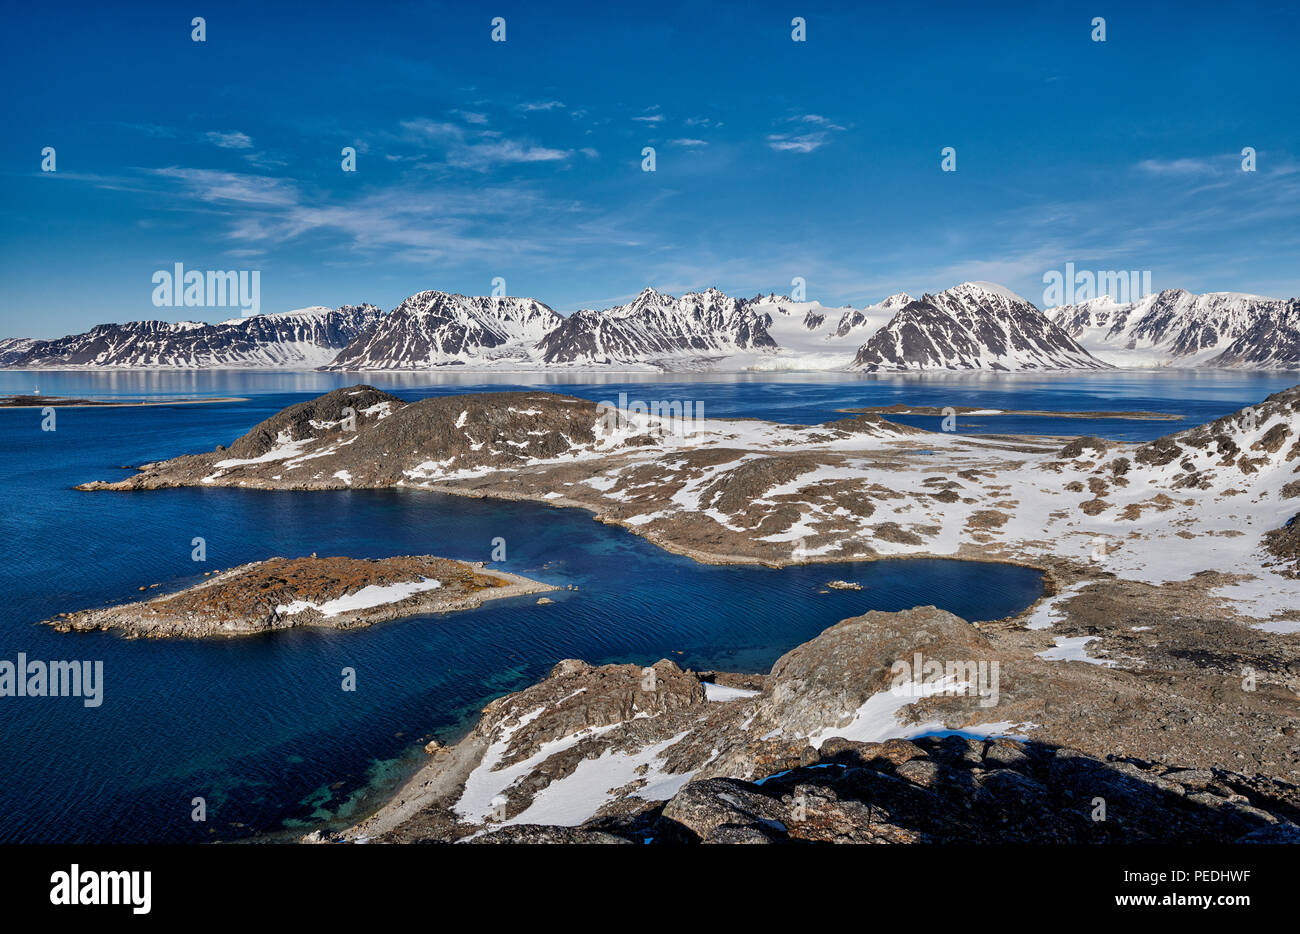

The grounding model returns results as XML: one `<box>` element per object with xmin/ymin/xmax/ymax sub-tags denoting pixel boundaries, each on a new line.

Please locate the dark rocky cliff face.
<box><xmin>1208</xmin><ymin>299</ymin><xmax>1300</xmax><ymax>368</ymax></box>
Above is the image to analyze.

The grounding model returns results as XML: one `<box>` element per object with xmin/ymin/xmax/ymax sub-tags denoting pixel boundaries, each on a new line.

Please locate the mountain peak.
<box><xmin>853</xmin><ymin>284</ymin><xmax>1104</xmax><ymax>372</ymax></box>
<box><xmin>945</xmin><ymin>281</ymin><xmax>1032</xmax><ymax>304</ymax></box>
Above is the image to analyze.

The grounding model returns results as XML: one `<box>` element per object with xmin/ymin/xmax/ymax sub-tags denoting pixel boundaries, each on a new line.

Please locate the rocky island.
<box><xmin>1</xmin><ymin>394</ymin><xmax>247</xmax><ymax>408</ymax></box>
<box><xmin>45</xmin><ymin>554</ymin><xmax>555</xmax><ymax>638</ymax></box>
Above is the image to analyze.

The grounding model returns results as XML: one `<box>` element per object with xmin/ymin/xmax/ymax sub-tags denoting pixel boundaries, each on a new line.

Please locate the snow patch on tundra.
<box><xmin>275</xmin><ymin>577</ymin><xmax>442</xmax><ymax>618</ymax></box>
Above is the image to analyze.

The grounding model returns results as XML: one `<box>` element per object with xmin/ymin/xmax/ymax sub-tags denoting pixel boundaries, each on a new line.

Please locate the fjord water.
<box><xmin>5</xmin><ymin>366</ymin><xmax>1294</xmax><ymax>439</ymax></box>
<box><xmin>0</xmin><ymin>369</ymin><xmax>1293</xmax><ymax>843</ymax></box>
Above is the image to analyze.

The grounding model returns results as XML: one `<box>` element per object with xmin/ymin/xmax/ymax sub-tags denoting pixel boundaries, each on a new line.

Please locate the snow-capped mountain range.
<box><xmin>1049</xmin><ymin>289</ymin><xmax>1300</xmax><ymax>369</ymax></box>
<box><xmin>7</xmin><ymin>305</ymin><xmax>382</xmax><ymax>369</ymax></box>
<box><xmin>6</xmin><ymin>283</ymin><xmax>1298</xmax><ymax>372</ymax></box>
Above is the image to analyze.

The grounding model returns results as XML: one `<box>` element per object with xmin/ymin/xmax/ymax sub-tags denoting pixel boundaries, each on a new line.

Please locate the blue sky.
<box><xmin>3</xmin><ymin>0</ymin><xmax>1298</xmax><ymax>337</ymax></box>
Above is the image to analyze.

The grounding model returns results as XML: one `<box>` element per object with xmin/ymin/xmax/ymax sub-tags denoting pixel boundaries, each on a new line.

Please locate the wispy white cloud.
<box><xmin>147</xmin><ymin>167</ymin><xmax>298</xmax><ymax>206</ymax></box>
<box><xmin>206</xmin><ymin>130</ymin><xmax>254</xmax><ymax>149</ymax></box>
<box><xmin>1135</xmin><ymin>157</ymin><xmax>1218</xmax><ymax>176</ymax></box>
<box><xmin>766</xmin><ymin>114</ymin><xmax>848</xmax><ymax>153</ymax></box>
<box><xmin>765</xmin><ymin>132</ymin><xmax>828</xmax><ymax>153</ymax></box>
<box><xmin>115</xmin><ymin>153</ymin><xmax>619</xmax><ymax>273</ymax></box>
<box><xmin>796</xmin><ymin>114</ymin><xmax>845</xmax><ymax>130</ymax></box>
<box><xmin>399</xmin><ymin>119</ymin><xmax>464</xmax><ymax>141</ymax></box>
<box><xmin>398</xmin><ymin>118</ymin><xmax>571</xmax><ymax>170</ymax></box>
<box><xmin>448</xmin><ymin>139</ymin><xmax>570</xmax><ymax>168</ymax></box>
<box><xmin>519</xmin><ymin>100</ymin><xmax>565</xmax><ymax>112</ymax></box>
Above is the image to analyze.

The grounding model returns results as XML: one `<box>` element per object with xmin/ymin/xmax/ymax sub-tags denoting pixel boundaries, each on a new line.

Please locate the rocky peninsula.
<box><xmin>332</xmin><ymin>606</ymin><xmax>1300</xmax><ymax>844</ymax></box>
<box><xmin>45</xmin><ymin>554</ymin><xmax>554</xmax><ymax>638</ymax></box>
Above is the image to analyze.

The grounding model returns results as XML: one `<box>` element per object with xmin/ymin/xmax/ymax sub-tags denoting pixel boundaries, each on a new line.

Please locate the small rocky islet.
<box><xmin>44</xmin><ymin>554</ymin><xmax>554</xmax><ymax>639</ymax></box>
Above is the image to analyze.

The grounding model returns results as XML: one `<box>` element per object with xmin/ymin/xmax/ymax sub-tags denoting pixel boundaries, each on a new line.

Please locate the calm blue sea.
<box><xmin>0</xmin><ymin>368</ymin><xmax>1293</xmax><ymax>843</ymax></box>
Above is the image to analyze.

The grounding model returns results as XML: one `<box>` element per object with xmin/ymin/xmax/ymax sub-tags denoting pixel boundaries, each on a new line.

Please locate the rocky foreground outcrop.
<box><xmin>335</xmin><ymin>607</ymin><xmax>1300</xmax><ymax>845</ymax></box>
<box><xmin>45</xmin><ymin>554</ymin><xmax>553</xmax><ymax>638</ymax></box>
<box><xmin>473</xmin><ymin>740</ymin><xmax>1300</xmax><ymax>844</ymax></box>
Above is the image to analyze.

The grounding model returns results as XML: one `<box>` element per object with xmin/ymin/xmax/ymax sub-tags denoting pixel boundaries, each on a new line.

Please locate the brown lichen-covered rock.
<box><xmin>44</xmin><ymin>554</ymin><xmax>553</xmax><ymax>638</ymax></box>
